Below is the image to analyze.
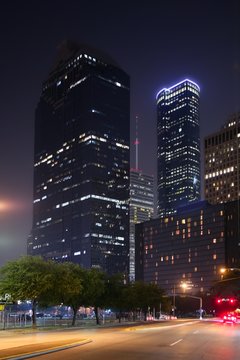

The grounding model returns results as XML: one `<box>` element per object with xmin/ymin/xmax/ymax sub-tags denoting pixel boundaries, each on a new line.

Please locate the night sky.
<box><xmin>0</xmin><ymin>0</ymin><xmax>239</xmax><ymax>266</ymax></box>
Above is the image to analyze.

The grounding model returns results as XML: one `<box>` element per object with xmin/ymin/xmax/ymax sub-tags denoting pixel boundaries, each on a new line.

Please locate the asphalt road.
<box><xmin>33</xmin><ymin>320</ymin><xmax>240</xmax><ymax>360</ymax></box>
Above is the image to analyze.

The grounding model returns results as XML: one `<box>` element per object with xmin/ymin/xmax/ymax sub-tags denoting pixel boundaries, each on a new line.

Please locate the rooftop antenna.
<box><xmin>134</xmin><ymin>115</ymin><xmax>140</xmax><ymax>171</ymax></box>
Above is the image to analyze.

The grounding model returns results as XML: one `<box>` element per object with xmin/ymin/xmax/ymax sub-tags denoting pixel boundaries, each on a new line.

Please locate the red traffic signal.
<box><xmin>216</xmin><ymin>298</ymin><xmax>236</xmax><ymax>304</ymax></box>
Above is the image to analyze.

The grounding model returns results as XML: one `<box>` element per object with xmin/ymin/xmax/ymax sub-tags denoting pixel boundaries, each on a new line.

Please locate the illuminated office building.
<box><xmin>135</xmin><ymin>200</ymin><xmax>240</xmax><ymax>294</ymax></box>
<box><xmin>204</xmin><ymin>112</ymin><xmax>240</xmax><ymax>204</ymax></box>
<box><xmin>129</xmin><ymin>170</ymin><xmax>154</xmax><ymax>281</ymax></box>
<box><xmin>28</xmin><ymin>41</ymin><xmax>130</xmax><ymax>275</ymax></box>
<box><xmin>156</xmin><ymin>79</ymin><xmax>200</xmax><ymax>217</ymax></box>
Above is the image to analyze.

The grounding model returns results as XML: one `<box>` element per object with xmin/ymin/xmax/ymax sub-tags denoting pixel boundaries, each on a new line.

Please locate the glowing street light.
<box><xmin>180</xmin><ymin>282</ymin><xmax>203</xmax><ymax>320</ymax></box>
<box><xmin>219</xmin><ymin>267</ymin><xmax>240</xmax><ymax>280</ymax></box>
<box><xmin>180</xmin><ymin>282</ymin><xmax>188</xmax><ymax>292</ymax></box>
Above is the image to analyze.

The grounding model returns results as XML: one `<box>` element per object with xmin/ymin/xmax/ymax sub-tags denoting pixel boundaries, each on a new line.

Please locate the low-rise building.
<box><xmin>135</xmin><ymin>200</ymin><xmax>240</xmax><ymax>294</ymax></box>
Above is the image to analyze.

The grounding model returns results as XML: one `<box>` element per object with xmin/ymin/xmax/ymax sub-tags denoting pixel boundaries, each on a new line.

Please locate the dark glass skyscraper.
<box><xmin>28</xmin><ymin>41</ymin><xmax>130</xmax><ymax>275</ymax></box>
<box><xmin>156</xmin><ymin>79</ymin><xmax>200</xmax><ymax>217</ymax></box>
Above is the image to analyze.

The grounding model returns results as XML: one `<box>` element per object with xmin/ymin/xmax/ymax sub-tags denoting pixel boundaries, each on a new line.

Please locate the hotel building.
<box><xmin>135</xmin><ymin>200</ymin><xmax>240</xmax><ymax>294</ymax></box>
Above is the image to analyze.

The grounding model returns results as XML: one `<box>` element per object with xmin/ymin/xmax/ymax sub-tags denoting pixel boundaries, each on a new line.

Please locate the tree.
<box><xmin>81</xmin><ymin>269</ymin><xmax>106</xmax><ymax>325</ymax></box>
<box><xmin>51</xmin><ymin>262</ymin><xmax>84</xmax><ymax>326</ymax></box>
<box><xmin>0</xmin><ymin>256</ymin><xmax>54</xmax><ymax>328</ymax></box>
<box><xmin>104</xmin><ymin>273</ymin><xmax>126</xmax><ymax>322</ymax></box>
<box><xmin>125</xmin><ymin>281</ymin><xmax>167</xmax><ymax>321</ymax></box>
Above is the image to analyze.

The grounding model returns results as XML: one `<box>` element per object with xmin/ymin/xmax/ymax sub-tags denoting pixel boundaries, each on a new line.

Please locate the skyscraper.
<box><xmin>129</xmin><ymin>170</ymin><xmax>154</xmax><ymax>281</ymax></box>
<box><xmin>28</xmin><ymin>41</ymin><xmax>130</xmax><ymax>275</ymax></box>
<box><xmin>204</xmin><ymin>112</ymin><xmax>240</xmax><ymax>204</ymax></box>
<box><xmin>156</xmin><ymin>79</ymin><xmax>200</xmax><ymax>217</ymax></box>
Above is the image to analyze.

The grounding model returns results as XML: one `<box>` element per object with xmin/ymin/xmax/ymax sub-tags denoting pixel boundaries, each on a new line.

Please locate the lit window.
<box><xmin>74</xmin><ymin>251</ymin><xmax>81</xmax><ymax>256</ymax></box>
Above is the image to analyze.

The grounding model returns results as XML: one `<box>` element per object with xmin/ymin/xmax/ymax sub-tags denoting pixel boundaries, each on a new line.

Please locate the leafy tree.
<box><xmin>125</xmin><ymin>281</ymin><xmax>167</xmax><ymax>321</ymax></box>
<box><xmin>0</xmin><ymin>256</ymin><xmax>54</xmax><ymax>328</ymax></box>
<box><xmin>103</xmin><ymin>273</ymin><xmax>126</xmax><ymax>322</ymax></box>
<box><xmin>81</xmin><ymin>269</ymin><xmax>106</xmax><ymax>325</ymax></box>
<box><xmin>41</xmin><ymin>262</ymin><xmax>84</xmax><ymax>326</ymax></box>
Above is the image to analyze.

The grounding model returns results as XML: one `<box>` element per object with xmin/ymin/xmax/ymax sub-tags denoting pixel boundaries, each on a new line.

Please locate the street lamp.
<box><xmin>219</xmin><ymin>267</ymin><xmax>240</xmax><ymax>280</ymax></box>
<box><xmin>180</xmin><ymin>282</ymin><xmax>188</xmax><ymax>293</ymax></box>
<box><xmin>220</xmin><ymin>268</ymin><xmax>227</xmax><ymax>280</ymax></box>
<box><xmin>180</xmin><ymin>282</ymin><xmax>203</xmax><ymax>320</ymax></box>
<box><xmin>172</xmin><ymin>284</ymin><xmax>176</xmax><ymax>317</ymax></box>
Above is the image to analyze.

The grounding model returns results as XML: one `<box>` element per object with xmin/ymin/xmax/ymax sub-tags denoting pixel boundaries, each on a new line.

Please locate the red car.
<box><xmin>222</xmin><ymin>313</ymin><xmax>237</xmax><ymax>324</ymax></box>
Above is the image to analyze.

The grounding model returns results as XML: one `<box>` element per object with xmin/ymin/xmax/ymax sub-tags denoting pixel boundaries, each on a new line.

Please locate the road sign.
<box><xmin>0</xmin><ymin>304</ymin><xmax>5</xmax><ymax>311</ymax></box>
<box><xmin>0</xmin><ymin>294</ymin><xmax>11</xmax><ymax>301</ymax></box>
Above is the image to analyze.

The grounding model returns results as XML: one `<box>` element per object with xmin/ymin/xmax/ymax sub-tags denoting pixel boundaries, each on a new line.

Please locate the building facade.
<box><xmin>28</xmin><ymin>41</ymin><xmax>130</xmax><ymax>275</ymax></box>
<box><xmin>129</xmin><ymin>170</ymin><xmax>154</xmax><ymax>281</ymax></box>
<box><xmin>204</xmin><ymin>112</ymin><xmax>240</xmax><ymax>204</ymax></box>
<box><xmin>135</xmin><ymin>200</ymin><xmax>240</xmax><ymax>295</ymax></box>
<box><xmin>156</xmin><ymin>79</ymin><xmax>200</xmax><ymax>217</ymax></box>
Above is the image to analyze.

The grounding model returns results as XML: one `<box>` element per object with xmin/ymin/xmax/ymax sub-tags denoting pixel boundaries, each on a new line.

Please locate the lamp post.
<box><xmin>180</xmin><ymin>282</ymin><xmax>203</xmax><ymax>320</ymax></box>
<box><xmin>220</xmin><ymin>267</ymin><xmax>240</xmax><ymax>273</ymax></box>
<box><xmin>220</xmin><ymin>267</ymin><xmax>226</xmax><ymax>280</ymax></box>
<box><xmin>219</xmin><ymin>267</ymin><xmax>240</xmax><ymax>280</ymax></box>
<box><xmin>173</xmin><ymin>284</ymin><xmax>176</xmax><ymax>317</ymax></box>
<box><xmin>181</xmin><ymin>282</ymin><xmax>188</xmax><ymax>293</ymax></box>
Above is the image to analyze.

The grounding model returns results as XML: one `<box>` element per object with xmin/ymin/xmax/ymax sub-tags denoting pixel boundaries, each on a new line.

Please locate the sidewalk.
<box><xmin>0</xmin><ymin>336</ymin><xmax>91</xmax><ymax>359</ymax></box>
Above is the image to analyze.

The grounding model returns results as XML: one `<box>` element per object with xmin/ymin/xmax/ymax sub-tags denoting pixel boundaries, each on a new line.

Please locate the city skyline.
<box><xmin>0</xmin><ymin>0</ymin><xmax>239</xmax><ymax>266</ymax></box>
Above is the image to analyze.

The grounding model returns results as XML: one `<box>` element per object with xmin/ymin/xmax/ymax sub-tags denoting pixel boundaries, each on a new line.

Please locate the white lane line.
<box><xmin>193</xmin><ymin>330</ymin><xmax>199</xmax><ymax>334</ymax></box>
<box><xmin>133</xmin><ymin>321</ymin><xmax>199</xmax><ymax>332</ymax></box>
<box><xmin>170</xmin><ymin>339</ymin><xmax>183</xmax><ymax>347</ymax></box>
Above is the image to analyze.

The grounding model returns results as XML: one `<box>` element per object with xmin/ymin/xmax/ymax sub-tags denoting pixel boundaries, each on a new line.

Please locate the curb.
<box><xmin>0</xmin><ymin>339</ymin><xmax>92</xmax><ymax>360</ymax></box>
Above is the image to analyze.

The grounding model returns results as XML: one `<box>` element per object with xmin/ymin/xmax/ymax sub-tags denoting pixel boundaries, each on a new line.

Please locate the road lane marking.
<box><xmin>170</xmin><ymin>339</ymin><xmax>183</xmax><ymax>347</ymax></box>
<box><xmin>193</xmin><ymin>330</ymin><xmax>199</xmax><ymax>334</ymax></box>
<box><xmin>126</xmin><ymin>321</ymin><xmax>199</xmax><ymax>332</ymax></box>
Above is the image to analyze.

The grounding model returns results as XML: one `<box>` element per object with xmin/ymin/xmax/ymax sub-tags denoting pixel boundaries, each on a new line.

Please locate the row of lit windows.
<box><xmin>205</xmin><ymin>167</ymin><xmax>234</xmax><ymax>179</ymax></box>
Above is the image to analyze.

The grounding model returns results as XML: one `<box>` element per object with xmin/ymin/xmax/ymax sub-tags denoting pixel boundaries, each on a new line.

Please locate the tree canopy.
<box><xmin>0</xmin><ymin>256</ymin><xmax>54</xmax><ymax>327</ymax></box>
<box><xmin>0</xmin><ymin>256</ymin><xmax>170</xmax><ymax>327</ymax></box>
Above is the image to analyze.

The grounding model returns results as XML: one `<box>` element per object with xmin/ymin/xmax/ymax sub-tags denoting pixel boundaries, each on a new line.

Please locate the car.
<box><xmin>159</xmin><ymin>314</ymin><xmax>169</xmax><ymax>320</ymax></box>
<box><xmin>222</xmin><ymin>313</ymin><xmax>237</xmax><ymax>324</ymax></box>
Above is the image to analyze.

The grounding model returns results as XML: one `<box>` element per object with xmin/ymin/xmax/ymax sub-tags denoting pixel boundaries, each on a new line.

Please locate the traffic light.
<box><xmin>216</xmin><ymin>297</ymin><xmax>236</xmax><ymax>304</ymax></box>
